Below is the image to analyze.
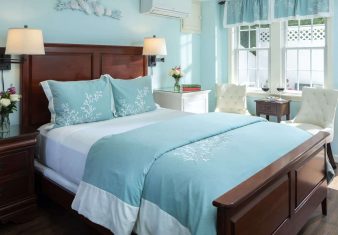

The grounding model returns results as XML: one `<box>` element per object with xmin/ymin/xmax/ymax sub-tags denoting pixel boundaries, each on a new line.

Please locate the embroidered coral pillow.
<box><xmin>41</xmin><ymin>76</ymin><xmax>113</xmax><ymax>129</ymax></box>
<box><xmin>108</xmin><ymin>75</ymin><xmax>156</xmax><ymax>117</ymax></box>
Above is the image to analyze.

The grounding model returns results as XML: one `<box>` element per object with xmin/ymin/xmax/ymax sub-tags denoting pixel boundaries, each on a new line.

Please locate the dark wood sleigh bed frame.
<box><xmin>20</xmin><ymin>43</ymin><xmax>329</xmax><ymax>235</ymax></box>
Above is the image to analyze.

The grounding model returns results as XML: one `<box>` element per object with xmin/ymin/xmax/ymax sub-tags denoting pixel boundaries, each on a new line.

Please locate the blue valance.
<box><xmin>224</xmin><ymin>0</ymin><xmax>270</xmax><ymax>28</ymax></box>
<box><xmin>274</xmin><ymin>0</ymin><xmax>333</xmax><ymax>20</ymax></box>
<box><xmin>223</xmin><ymin>0</ymin><xmax>333</xmax><ymax>28</ymax></box>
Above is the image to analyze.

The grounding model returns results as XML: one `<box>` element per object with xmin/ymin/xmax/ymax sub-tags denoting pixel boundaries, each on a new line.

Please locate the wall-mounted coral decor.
<box><xmin>55</xmin><ymin>0</ymin><xmax>122</xmax><ymax>20</ymax></box>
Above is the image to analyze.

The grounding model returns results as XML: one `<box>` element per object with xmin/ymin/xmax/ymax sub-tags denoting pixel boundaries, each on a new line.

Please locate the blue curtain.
<box><xmin>274</xmin><ymin>0</ymin><xmax>332</xmax><ymax>19</ymax></box>
<box><xmin>224</xmin><ymin>0</ymin><xmax>270</xmax><ymax>28</ymax></box>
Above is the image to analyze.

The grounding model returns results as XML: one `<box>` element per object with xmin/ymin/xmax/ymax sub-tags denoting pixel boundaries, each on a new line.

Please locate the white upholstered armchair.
<box><xmin>282</xmin><ymin>87</ymin><xmax>338</xmax><ymax>169</ymax></box>
<box><xmin>215</xmin><ymin>84</ymin><xmax>250</xmax><ymax>115</ymax></box>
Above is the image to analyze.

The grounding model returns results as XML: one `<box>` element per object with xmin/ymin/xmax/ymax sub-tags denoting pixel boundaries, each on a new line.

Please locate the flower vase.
<box><xmin>0</xmin><ymin>113</ymin><xmax>10</xmax><ymax>133</ymax></box>
<box><xmin>174</xmin><ymin>78</ymin><xmax>181</xmax><ymax>92</ymax></box>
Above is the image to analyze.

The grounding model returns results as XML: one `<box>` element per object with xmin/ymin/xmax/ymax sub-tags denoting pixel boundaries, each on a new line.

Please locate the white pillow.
<box><xmin>215</xmin><ymin>84</ymin><xmax>247</xmax><ymax>114</ymax></box>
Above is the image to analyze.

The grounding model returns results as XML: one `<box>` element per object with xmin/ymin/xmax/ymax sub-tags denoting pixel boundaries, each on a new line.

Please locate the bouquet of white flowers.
<box><xmin>0</xmin><ymin>86</ymin><xmax>21</xmax><ymax>132</ymax></box>
<box><xmin>169</xmin><ymin>66</ymin><xmax>185</xmax><ymax>92</ymax></box>
<box><xmin>169</xmin><ymin>66</ymin><xmax>185</xmax><ymax>80</ymax></box>
<box><xmin>0</xmin><ymin>86</ymin><xmax>21</xmax><ymax>115</ymax></box>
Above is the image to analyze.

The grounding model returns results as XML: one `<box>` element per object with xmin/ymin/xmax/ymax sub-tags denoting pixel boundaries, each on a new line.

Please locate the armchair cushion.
<box><xmin>215</xmin><ymin>84</ymin><xmax>248</xmax><ymax>114</ymax></box>
<box><xmin>294</xmin><ymin>87</ymin><xmax>338</xmax><ymax>129</ymax></box>
<box><xmin>282</xmin><ymin>120</ymin><xmax>334</xmax><ymax>143</ymax></box>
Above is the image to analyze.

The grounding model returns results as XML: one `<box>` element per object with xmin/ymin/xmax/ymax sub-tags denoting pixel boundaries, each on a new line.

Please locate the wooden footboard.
<box><xmin>213</xmin><ymin>131</ymin><xmax>328</xmax><ymax>235</ymax></box>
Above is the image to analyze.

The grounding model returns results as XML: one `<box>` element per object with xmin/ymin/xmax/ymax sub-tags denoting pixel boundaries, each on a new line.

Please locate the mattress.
<box><xmin>36</xmin><ymin>108</ymin><xmax>190</xmax><ymax>192</ymax></box>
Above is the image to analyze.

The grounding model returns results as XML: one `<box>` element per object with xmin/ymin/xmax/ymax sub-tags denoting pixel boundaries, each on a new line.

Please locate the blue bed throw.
<box><xmin>72</xmin><ymin>112</ymin><xmax>314</xmax><ymax>235</ymax></box>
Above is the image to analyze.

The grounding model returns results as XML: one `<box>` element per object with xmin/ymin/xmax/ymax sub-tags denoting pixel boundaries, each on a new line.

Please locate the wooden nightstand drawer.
<box><xmin>0</xmin><ymin>151</ymin><xmax>30</xmax><ymax>178</ymax></box>
<box><xmin>257</xmin><ymin>102</ymin><xmax>277</xmax><ymax>115</ymax></box>
<box><xmin>0</xmin><ymin>176</ymin><xmax>32</xmax><ymax>206</ymax></box>
<box><xmin>0</xmin><ymin>127</ymin><xmax>38</xmax><ymax>223</ymax></box>
<box><xmin>255</xmin><ymin>99</ymin><xmax>291</xmax><ymax>123</ymax></box>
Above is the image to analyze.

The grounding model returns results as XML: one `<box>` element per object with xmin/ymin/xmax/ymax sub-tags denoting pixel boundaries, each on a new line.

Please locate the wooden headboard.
<box><xmin>21</xmin><ymin>43</ymin><xmax>147</xmax><ymax>133</ymax></box>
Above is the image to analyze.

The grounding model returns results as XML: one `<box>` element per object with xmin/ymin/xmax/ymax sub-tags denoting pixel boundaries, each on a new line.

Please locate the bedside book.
<box><xmin>182</xmin><ymin>84</ymin><xmax>202</xmax><ymax>92</ymax></box>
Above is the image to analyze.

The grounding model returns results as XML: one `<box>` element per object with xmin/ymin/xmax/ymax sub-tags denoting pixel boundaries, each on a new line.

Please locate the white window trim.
<box><xmin>228</xmin><ymin>20</ymin><xmax>333</xmax><ymax>101</ymax></box>
<box><xmin>326</xmin><ymin>17</ymin><xmax>334</xmax><ymax>88</ymax></box>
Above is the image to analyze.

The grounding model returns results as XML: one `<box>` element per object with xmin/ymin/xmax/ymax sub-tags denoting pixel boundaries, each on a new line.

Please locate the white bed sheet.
<box><xmin>36</xmin><ymin>108</ymin><xmax>190</xmax><ymax>190</ymax></box>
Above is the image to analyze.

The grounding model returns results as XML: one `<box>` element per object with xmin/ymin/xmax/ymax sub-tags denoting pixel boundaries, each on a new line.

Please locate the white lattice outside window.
<box><xmin>285</xmin><ymin>18</ymin><xmax>326</xmax><ymax>91</ymax></box>
<box><xmin>235</xmin><ymin>24</ymin><xmax>270</xmax><ymax>88</ymax></box>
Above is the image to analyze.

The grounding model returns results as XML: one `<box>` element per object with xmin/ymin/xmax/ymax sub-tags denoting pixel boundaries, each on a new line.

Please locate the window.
<box><xmin>285</xmin><ymin>18</ymin><xmax>326</xmax><ymax>91</ymax></box>
<box><xmin>232</xmin><ymin>18</ymin><xmax>327</xmax><ymax>93</ymax></box>
<box><xmin>235</xmin><ymin>24</ymin><xmax>270</xmax><ymax>88</ymax></box>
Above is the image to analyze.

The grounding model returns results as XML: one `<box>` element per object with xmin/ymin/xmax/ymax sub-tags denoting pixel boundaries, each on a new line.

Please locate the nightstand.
<box><xmin>154</xmin><ymin>89</ymin><xmax>211</xmax><ymax>113</ymax></box>
<box><xmin>0</xmin><ymin>125</ymin><xmax>38</xmax><ymax>223</ymax></box>
<box><xmin>255</xmin><ymin>99</ymin><xmax>291</xmax><ymax>123</ymax></box>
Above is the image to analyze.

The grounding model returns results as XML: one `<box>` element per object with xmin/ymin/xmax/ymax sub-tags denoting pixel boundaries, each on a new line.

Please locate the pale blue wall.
<box><xmin>0</xmin><ymin>0</ymin><xmax>201</xmax><ymax>124</ymax></box>
<box><xmin>200</xmin><ymin>1</ymin><xmax>228</xmax><ymax>111</ymax></box>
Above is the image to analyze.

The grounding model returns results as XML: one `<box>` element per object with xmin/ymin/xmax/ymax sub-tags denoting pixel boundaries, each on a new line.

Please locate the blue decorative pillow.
<box><xmin>107</xmin><ymin>75</ymin><xmax>156</xmax><ymax>117</ymax></box>
<box><xmin>41</xmin><ymin>76</ymin><xmax>113</xmax><ymax>129</ymax></box>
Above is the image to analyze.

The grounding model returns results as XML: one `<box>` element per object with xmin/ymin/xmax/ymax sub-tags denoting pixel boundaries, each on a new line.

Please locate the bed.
<box><xmin>21</xmin><ymin>43</ymin><xmax>329</xmax><ymax>235</ymax></box>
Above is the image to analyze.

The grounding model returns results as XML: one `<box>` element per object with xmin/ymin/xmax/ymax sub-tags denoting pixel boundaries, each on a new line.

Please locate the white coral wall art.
<box><xmin>55</xmin><ymin>0</ymin><xmax>122</xmax><ymax>20</ymax></box>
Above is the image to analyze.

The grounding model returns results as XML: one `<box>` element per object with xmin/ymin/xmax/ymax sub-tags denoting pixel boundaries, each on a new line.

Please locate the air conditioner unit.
<box><xmin>140</xmin><ymin>0</ymin><xmax>192</xmax><ymax>19</ymax></box>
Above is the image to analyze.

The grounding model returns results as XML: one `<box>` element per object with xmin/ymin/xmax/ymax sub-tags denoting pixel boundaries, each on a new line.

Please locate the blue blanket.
<box><xmin>72</xmin><ymin>113</ymin><xmax>313</xmax><ymax>235</ymax></box>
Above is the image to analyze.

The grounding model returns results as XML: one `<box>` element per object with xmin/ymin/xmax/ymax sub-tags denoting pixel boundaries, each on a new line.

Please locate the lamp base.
<box><xmin>0</xmin><ymin>47</ymin><xmax>11</xmax><ymax>70</ymax></box>
<box><xmin>147</xmin><ymin>56</ymin><xmax>165</xmax><ymax>67</ymax></box>
<box><xmin>0</xmin><ymin>55</ymin><xmax>11</xmax><ymax>70</ymax></box>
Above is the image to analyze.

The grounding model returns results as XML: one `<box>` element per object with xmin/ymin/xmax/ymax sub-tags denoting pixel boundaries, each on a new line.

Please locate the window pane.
<box><xmin>300</xmin><ymin>19</ymin><xmax>312</xmax><ymax>25</ymax></box>
<box><xmin>312</xmin><ymin>49</ymin><xmax>324</xmax><ymax>71</ymax></box>
<box><xmin>313</xmin><ymin>18</ymin><xmax>325</xmax><ymax>25</ymax></box>
<box><xmin>287</xmin><ymin>26</ymin><xmax>299</xmax><ymax>47</ymax></box>
<box><xmin>258</xmin><ymin>28</ymin><xmax>270</xmax><ymax>48</ymax></box>
<box><xmin>258</xmin><ymin>69</ymin><xmax>268</xmax><ymax>88</ymax></box>
<box><xmin>299</xmin><ymin>25</ymin><xmax>312</xmax><ymax>47</ymax></box>
<box><xmin>248</xmin><ymin>69</ymin><xmax>256</xmax><ymax>87</ymax></box>
<box><xmin>248</xmin><ymin>51</ymin><xmax>256</xmax><ymax>69</ymax></box>
<box><xmin>286</xmin><ymin>71</ymin><xmax>298</xmax><ymax>90</ymax></box>
<box><xmin>238</xmin><ymin>70</ymin><xmax>248</xmax><ymax>85</ymax></box>
<box><xmin>286</xmin><ymin>50</ymin><xmax>298</xmax><ymax>70</ymax></box>
<box><xmin>299</xmin><ymin>71</ymin><xmax>311</xmax><ymax>89</ymax></box>
<box><xmin>312</xmin><ymin>25</ymin><xmax>325</xmax><ymax>47</ymax></box>
<box><xmin>238</xmin><ymin>51</ymin><xmax>248</xmax><ymax>69</ymax></box>
<box><xmin>298</xmin><ymin>50</ymin><xmax>310</xmax><ymax>70</ymax></box>
<box><xmin>312</xmin><ymin>71</ymin><xmax>324</xmax><ymax>87</ymax></box>
<box><xmin>240</xmin><ymin>26</ymin><xmax>249</xmax><ymax>30</ymax></box>
<box><xmin>250</xmin><ymin>30</ymin><xmax>256</xmax><ymax>48</ymax></box>
<box><xmin>288</xmin><ymin>20</ymin><xmax>298</xmax><ymax>26</ymax></box>
<box><xmin>258</xmin><ymin>50</ymin><xmax>269</xmax><ymax>70</ymax></box>
<box><xmin>240</xmin><ymin>31</ymin><xmax>249</xmax><ymax>48</ymax></box>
